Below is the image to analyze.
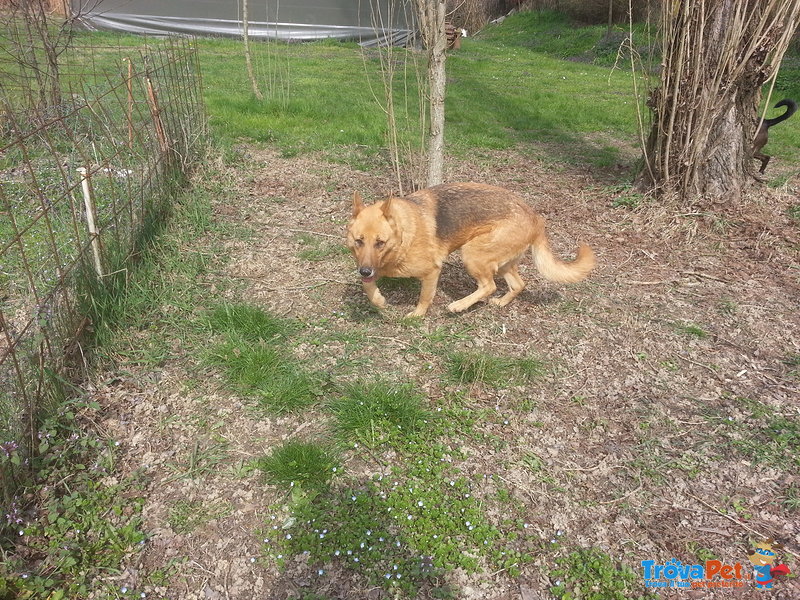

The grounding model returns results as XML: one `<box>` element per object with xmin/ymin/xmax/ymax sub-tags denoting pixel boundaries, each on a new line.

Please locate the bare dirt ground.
<box><xmin>98</xmin><ymin>146</ymin><xmax>799</xmax><ymax>600</ymax></box>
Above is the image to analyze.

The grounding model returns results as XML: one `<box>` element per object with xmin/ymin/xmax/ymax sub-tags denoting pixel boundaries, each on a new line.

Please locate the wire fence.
<box><xmin>0</xmin><ymin>33</ymin><xmax>206</xmax><ymax>497</ymax></box>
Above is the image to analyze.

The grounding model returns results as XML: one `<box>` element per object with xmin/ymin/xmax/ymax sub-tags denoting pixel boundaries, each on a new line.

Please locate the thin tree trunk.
<box><xmin>415</xmin><ymin>0</ymin><xmax>448</xmax><ymax>187</ymax></box>
<box><xmin>243</xmin><ymin>0</ymin><xmax>263</xmax><ymax>101</ymax></box>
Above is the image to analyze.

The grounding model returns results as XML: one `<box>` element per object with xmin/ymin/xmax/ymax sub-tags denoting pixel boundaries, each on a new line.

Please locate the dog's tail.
<box><xmin>764</xmin><ymin>98</ymin><xmax>797</xmax><ymax>129</ymax></box>
<box><xmin>531</xmin><ymin>233</ymin><xmax>596</xmax><ymax>284</ymax></box>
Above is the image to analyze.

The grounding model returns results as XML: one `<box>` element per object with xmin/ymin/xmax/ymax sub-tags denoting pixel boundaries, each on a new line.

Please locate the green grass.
<box><xmin>258</xmin><ymin>441</ymin><xmax>341</xmax><ymax>490</ymax></box>
<box><xmin>206</xmin><ymin>303</ymin><xmax>330</xmax><ymax>414</ymax></box>
<box><xmin>445</xmin><ymin>350</ymin><xmax>545</xmax><ymax>387</ymax></box>
<box><xmin>208</xmin><ymin>303</ymin><xmax>298</xmax><ymax>342</ymax></box>
<box><xmin>210</xmin><ymin>340</ymin><xmax>326</xmax><ymax>414</ymax></box>
<box><xmin>168</xmin><ymin>499</ymin><xmax>233</xmax><ymax>534</ymax></box>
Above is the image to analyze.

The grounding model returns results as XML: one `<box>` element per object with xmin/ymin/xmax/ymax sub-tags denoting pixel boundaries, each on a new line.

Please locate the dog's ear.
<box><xmin>381</xmin><ymin>197</ymin><xmax>394</xmax><ymax>219</ymax></box>
<box><xmin>352</xmin><ymin>191</ymin><xmax>365</xmax><ymax>217</ymax></box>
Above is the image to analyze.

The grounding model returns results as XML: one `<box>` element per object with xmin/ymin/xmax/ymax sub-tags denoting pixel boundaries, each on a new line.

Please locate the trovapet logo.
<box><xmin>641</xmin><ymin>539</ymin><xmax>792</xmax><ymax>590</ymax></box>
<box><xmin>641</xmin><ymin>558</ymin><xmax>748</xmax><ymax>589</ymax></box>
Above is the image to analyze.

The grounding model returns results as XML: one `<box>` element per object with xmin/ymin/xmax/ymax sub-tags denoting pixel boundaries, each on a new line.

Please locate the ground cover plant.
<box><xmin>3</xmin><ymin>9</ymin><xmax>800</xmax><ymax>600</ymax></box>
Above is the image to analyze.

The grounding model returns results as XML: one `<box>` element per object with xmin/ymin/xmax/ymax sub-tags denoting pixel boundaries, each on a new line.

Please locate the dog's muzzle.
<box><xmin>359</xmin><ymin>266</ymin><xmax>376</xmax><ymax>282</ymax></box>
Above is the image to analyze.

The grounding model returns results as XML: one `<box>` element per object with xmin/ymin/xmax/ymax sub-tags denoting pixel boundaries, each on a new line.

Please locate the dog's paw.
<box><xmin>446</xmin><ymin>300</ymin><xmax>469</xmax><ymax>313</ymax></box>
<box><xmin>405</xmin><ymin>308</ymin><xmax>428</xmax><ymax>318</ymax></box>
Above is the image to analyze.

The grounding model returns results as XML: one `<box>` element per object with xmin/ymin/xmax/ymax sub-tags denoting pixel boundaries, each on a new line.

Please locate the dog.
<box><xmin>346</xmin><ymin>182</ymin><xmax>596</xmax><ymax>317</ymax></box>
<box><xmin>753</xmin><ymin>98</ymin><xmax>797</xmax><ymax>174</ymax></box>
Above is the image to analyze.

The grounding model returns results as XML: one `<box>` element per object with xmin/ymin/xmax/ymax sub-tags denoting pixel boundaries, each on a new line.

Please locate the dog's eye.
<box><xmin>354</xmin><ymin>239</ymin><xmax>364</xmax><ymax>247</ymax></box>
<box><xmin>375</xmin><ymin>240</ymin><xmax>385</xmax><ymax>249</ymax></box>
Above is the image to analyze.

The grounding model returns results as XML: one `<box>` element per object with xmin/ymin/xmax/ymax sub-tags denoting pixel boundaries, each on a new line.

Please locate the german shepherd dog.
<box><xmin>346</xmin><ymin>182</ymin><xmax>596</xmax><ymax>317</ymax></box>
<box><xmin>753</xmin><ymin>98</ymin><xmax>797</xmax><ymax>174</ymax></box>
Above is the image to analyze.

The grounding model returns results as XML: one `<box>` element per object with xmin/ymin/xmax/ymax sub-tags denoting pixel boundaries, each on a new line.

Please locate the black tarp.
<box><xmin>72</xmin><ymin>0</ymin><xmax>415</xmax><ymax>46</ymax></box>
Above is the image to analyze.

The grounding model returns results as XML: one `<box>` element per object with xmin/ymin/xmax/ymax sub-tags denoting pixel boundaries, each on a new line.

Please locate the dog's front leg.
<box><xmin>362</xmin><ymin>280</ymin><xmax>387</xmax><ymax>309</ymax></box>
<box><xmin>407</xmin><ymin>270</ymin><xmax>441</xmax><ymax>318</ymax></box>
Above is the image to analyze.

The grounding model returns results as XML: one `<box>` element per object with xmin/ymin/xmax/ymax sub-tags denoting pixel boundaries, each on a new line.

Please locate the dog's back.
<box><xmin>407</xmin><ymin>182</ymin><xmax>535</xmax><ymax>248</ymax></box>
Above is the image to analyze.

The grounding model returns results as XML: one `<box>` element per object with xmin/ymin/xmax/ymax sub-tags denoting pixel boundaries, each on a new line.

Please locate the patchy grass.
<box><xmin>209</xmin><ymin>340</ymin><xmax>327</xmax><ymax>414</ymax></box>
<box><xmin>265</xmin><ymin>440</ymin><xmax>533</xmax><ymax>596</ymax></box>
<box><xmin>445</xmin><ymin>350</ymin><xmax>546</xmax><ymax>387</ymax></box>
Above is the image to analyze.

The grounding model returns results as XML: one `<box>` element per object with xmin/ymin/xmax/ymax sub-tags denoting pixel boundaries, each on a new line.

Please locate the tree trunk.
<box><xmin>637</xmin><ymin>0</ymin><xmax>800</xmax><ymax>200</ymax></box>
<box><xmin>415</xmin><ymin>0</ymin><xmax>448</xmax><ymax>187</ymax></box>
<box><xmin>242</xmin><ymin>0</ymin><xmax>263</xmax><ymax>101</ymax></box>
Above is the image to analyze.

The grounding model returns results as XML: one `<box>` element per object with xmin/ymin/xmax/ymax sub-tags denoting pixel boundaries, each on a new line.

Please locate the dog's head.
<box><xmin>346</xmin><ymin>192</ymin><xmax>398</xmax><ymax>283</ymax></box>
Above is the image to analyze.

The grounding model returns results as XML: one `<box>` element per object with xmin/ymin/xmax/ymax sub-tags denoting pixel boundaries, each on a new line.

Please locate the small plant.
<box><xmin>550</xmin><ymin>547</ymin><xmax>655</xmax><ymax>600</ymax></box>
<box><xmin>329</xmin><ymin>380</ymin><xmax>432</xmax><ymax>448</ymax></box>
<box><xmin>784</xmin><ymin>353</ymin><xmax>800</xmax><ymax>378</ymax></box>
<box><xmin>296</xmin><ymin>233</ymin><xmax>349</xmax><ymax>262</ymax></box>
<box><xmin>445</xmin><ymin>350</ymin><xmax>544</xmax><ymax>387</ymax></box>
<box><xmin>671</xmin><ymin>322</ymin><xmax>709</xmax><ymax>339</ymax></box>
<box><xmin>730</xmin><ymin>414</ymin><xmax>800</xmax><ymax>468</ymax></box>
<box><xmin>783</xmin><ymin>485</ymin><xmax>800</xmax><ymax>512</ymax></box>
<box><xmin>168</xmin><ymin>499</ymin><xmax>233</xmax><ymax>534</ymax></box>
<box><xmin>611</xmin><ymin>192</ymin><xmax>645</xmax><ymax>209</ymax></box>
<box><xmin>258</xmin><ymin>441</ymin><xmax>341</xmax><ymax>490</ymax></box>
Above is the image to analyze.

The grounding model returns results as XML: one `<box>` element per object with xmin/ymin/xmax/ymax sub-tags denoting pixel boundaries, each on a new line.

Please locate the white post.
<box><xmin>76</xmin><ymin>167</ymin><xmax>104</xmax><ymax>278</ymax></box>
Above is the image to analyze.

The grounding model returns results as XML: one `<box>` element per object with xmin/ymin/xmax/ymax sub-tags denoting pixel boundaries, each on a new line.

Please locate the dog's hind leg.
<box><xmin>447</xmin><ymin>251</ymin><xmax>498</xmax><ymax>313</ymax></box>
<box><xmin>490</xmin><ymin>260</ymin><xmax>526</xmax><ymax>307</ymax></box>
<box><xmin>447</xmin><ymin>268</ymin><xmax>497</xmax><ymax>313</ymax></box>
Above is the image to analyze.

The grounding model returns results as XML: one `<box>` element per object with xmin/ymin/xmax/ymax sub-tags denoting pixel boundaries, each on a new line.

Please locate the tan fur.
<box><xmin>345</xmin><ymin>182</ymin><xmax>596</xmax><ymax>317</ymax></box>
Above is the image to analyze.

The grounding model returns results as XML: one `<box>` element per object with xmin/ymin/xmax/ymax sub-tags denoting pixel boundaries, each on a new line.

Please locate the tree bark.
<box><xmin>637</xmin><ymin>0</ymin><xmax>800</xmax><ymax>200</ymax></box>
<box><xmin>242</xmin><ymin>0</ymin><xmax>264</xmax><ymax>101</ymax></box>
<box><xmin>415</xmin><ymin>0</ymin><xmax>448</xmax><ymax>187</ymax></box>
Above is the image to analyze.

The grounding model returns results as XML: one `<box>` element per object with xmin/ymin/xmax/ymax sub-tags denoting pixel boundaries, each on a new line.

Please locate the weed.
<box><xmin>0</xmin><ymin>399</ymin><xmax>147</xmax><ymax>598</ymax></box>
<box><xmin>718</xmin><ymin>297</ymin><xmax>738</xmax><ymax>316</ymax></box>
<box><xmin>296</xmin><ymin>233</ymin><xmax>349</xmax><ymax>262</ymax></box>
<box><xmin>445</xmin><ymin>350</ymin><xmax>545</xmax><ymax>387</ymax></box>
<box><xmin>729</xmin><ymin>415</ymin><xmax>800</xmax><ymax>468</ymax></box>
<box><xmin>550</xmin><ymin>547</ymin><xmax>655</xmax><ymax>600</ymax></box>
<box><xmin>783</xmin><ymin>485</ymin><xmax>800</xmax><ymax>511</ymax></box>
<box><xmin>687</xmin><ymin>542</ymin><xmax>717</xmax><ymax>562</ymax></box>
<box><xmin>329</xmin><ymin>380</ymin><xmax>433</xmax><ymax>448</ymax></box>
<box><xmin>611</xmin><ymin>192</ymin><xmax>645</xmax><ymax>209</ymax></box>
<box><xmin>784</xmin><ymin>353</ymin><xmax>800</xmax><ymax>378</ymax></box>
<box><xmin>258</xmin><ymin>441</ymin><xmax>341</xmax><ymax>490</ymax></box>
<box><xmin>671</xmin><ymin>322</ymin><xmax>709</xmax><ymax>339</ymax></box>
